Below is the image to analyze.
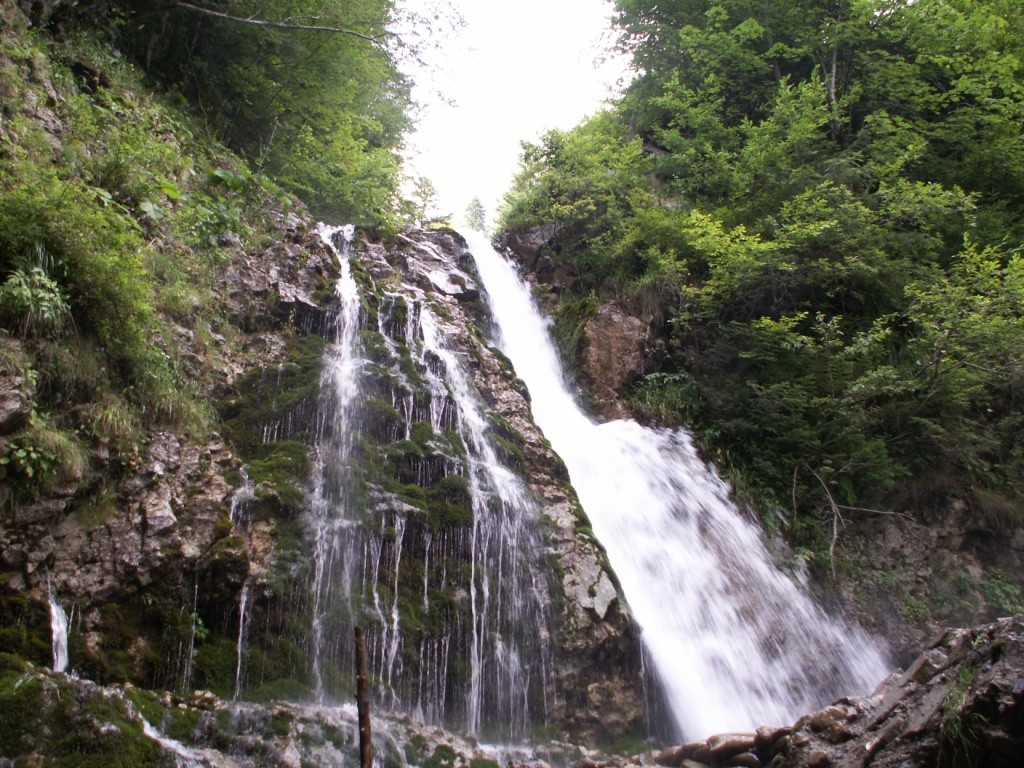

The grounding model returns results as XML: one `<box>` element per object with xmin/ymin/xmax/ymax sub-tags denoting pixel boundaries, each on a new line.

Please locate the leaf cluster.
<box><xmin>499</xmin><ymin>0</ymin><xmax>1024</xmax><ymax>540</ymax></box>
<box><xmin>93</xmin><ymin>0</ymin><xmax>414</xmax><ymax>226</ymax></box>
<box><xmin>0</xmin><ymin>25</ymin><xmax>274</xmax><ymax>497</ymax></box>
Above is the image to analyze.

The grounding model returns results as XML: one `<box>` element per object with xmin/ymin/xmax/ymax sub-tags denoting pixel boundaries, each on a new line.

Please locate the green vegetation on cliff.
<box><xmin>0</xmin><ymin>0</ymin><xmax>418</xmax><ymax>498</ymax></box>
<box><xmin>0</xmin><ymin>0</ymin><xmax>420</xmax><ymax>705</ymax></box>
<box><xmin>500</xmin><ymin>0</ymin><xmax>1024</xmax><ymax>546</ymax></box>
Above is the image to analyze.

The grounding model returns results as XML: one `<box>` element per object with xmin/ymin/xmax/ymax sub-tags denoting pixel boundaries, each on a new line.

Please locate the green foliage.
<box><xmin>464</xmin><ymin>196</ymin><xmax>487</xmax><ymax>232</ymax></box>
<box><xmin>89</xmin><ymin>394</ymin><xmax>142</xmax><ymax>454</ymax></box>
<box><xmin>500</xmin><ymin>0</ymin><xmax>1024</xmax><ymax>531</ymax></box>
<box><xmin>0</xmin><ymin>31</ymin><xmax>225</xmax><ymax>440</ymax></box>
<box><xmin>0</xmin><ymin>247</ymin><xmax>71</xmax><ymax>338</ymax></box>
<box><xmin>0</xmin><ymin>416</ymin><xmax>88</xmax><ymax>497</ymax></box>
<box><xmin>104</xmin><ymin>0</ymin><xmax>413</xmax><ymax>226</ymax></box>
<box><xmin>900</xmin><ymin>596</ymin><xmax>931</xmax><ymax>624</ymax></box>
<box><xmin>939</xmin><ymin>665</ymin><xmax>985</xmax><ymax>768</ymax></box>
<box><xmin>501</xmin><ymin>113</ymin><xmax>654</xmax><ymax>290</ymax></box>
<box><xmin>981</xmin><ymin>570</ymin><xmax>1024</xmax><ymax>616</ymax></box>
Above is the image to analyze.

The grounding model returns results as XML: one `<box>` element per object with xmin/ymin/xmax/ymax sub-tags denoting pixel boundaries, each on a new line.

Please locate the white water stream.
<box><xmin>309</xmin><ymin>223</ymin><xmax>361</xmax><ymax>702</ymax></box>
<box><xmin>48</xmin><ymin>589</ymin><xmax>69</xmax><ymax>674</ymax></box>
<box><xmin>464</xmin><ymin>230</ymin><xmax>890</xmax><ymax>737</ymax></box>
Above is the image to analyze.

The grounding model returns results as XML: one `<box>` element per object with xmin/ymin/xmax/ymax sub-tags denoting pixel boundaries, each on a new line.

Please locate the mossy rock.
<box><xmin>246</xmin><ymin>440</ymin><xmax>310</xmax><ymax>516</ymax></box>
<box><xmin>0</xmin><ymin>595</ymin><xmax>51</xmax><ymax>666</ymax></box>
<box><xmin>425</xmin><ymin>475</ymin><xmax>472</xmax><ymax>530</ymax></box>
<box><xmin>218</xmin><ymin>334</ymin><xmax>325</xmax><ymax>457</ymax></box>
<box><xmin>191</xmin><ymin>635</ymin><xmax>239</xmax><ymax>700</ymax></box>
<box><xmin>424</xmin><ymin>743</ymin><xmax>459</xmax><ymax>768</ymax></box>
<box><xmin>361</xmin><ymin>397</ymin><xmax>404</xmax><ymax>442</ymax></box>
<box><xmin>552</xmin><ymin>295</ymin><xmax>601</xmax><ymax>372</ymax></box>
<box><xmin>0</xmin><ymin>667</ymin><xmax>170</xmax><ymax>767</ymax></box>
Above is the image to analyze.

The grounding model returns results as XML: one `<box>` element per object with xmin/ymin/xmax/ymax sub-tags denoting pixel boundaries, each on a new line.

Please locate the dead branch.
<box><xmin>808</xmin><ymin>466</ymin><xmax>844</xmax><ymax>580</ymax></box>
<box><xmin>176</xmin><ymin>2</ymin><xmax>390</xmax><ymax>45</ymax></box>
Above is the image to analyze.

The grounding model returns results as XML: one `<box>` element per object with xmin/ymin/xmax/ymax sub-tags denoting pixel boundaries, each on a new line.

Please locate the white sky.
<box><xmin>398</xmin><ymin>0</ymin><xmax>628</xmax><ymax>228</ymax></box>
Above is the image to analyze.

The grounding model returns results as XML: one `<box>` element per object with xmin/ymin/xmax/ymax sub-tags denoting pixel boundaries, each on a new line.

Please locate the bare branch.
<box><xmin>808</xmin><ymin>466</ymin><xmax>844</xmax><ymax>581</ymax></box>
<box><xmin>176</xmin><ymin>2</ymin><xmax>390</xmax><ymax>45</ymax></box>
<box><xmin>834</xmin><ymin>503</ymin><xmax>912</xmax><ymax>520</ymax></box>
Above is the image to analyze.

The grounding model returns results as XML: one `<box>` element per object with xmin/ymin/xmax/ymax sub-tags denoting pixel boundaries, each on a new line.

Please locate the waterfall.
<box><xmin>309</xmin><ymin>222</ymin><xmax>361</xmax><ymax>702</ymax></box>
<box><xmin>463</xmin><ymin>230</ymin><xmax>890</xmax><ymax>738</ymax></box>
<box><xmin>304</xmin><ymin>226</ymin><xmax>553</xmax><ymax>739</ymax></box>
<box><xmin>48</xmin><ymin>587</ymin><xmax>69</xmax><ymax>674</ymax></box>
<box><xmin>417</xmin><ymin>307</ymin><xmax>553</xmax><ymax>737</ymax></box>
<box><xmin>231</xmin><ymin>468</ymin><xmax>255</xmax><ymax>699</ymax></box>
<box><xmin>233</xmin><ymin>580</ymin><xmax>250</xmax><ymax>701</ymax></box>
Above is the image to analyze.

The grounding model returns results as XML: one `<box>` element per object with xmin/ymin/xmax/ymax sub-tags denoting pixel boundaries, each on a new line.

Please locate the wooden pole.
<box><xmin>355</xmin><ymin>626</ymin><xmax>373</xmax><ymax>768</ymax></box>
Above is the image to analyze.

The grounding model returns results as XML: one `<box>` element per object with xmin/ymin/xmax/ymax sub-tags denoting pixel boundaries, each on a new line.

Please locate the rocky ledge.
<box><xmin>580</xmin><ymin>616</ymin><xmax>1024</xmax><ymax>768</ymax></box>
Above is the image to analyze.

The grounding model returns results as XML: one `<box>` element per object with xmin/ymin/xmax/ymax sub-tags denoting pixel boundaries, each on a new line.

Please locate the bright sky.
<box><xmin>398</xmin><ymin>0</ymin><xmax>628</xmax><ymax>228</ymax></box>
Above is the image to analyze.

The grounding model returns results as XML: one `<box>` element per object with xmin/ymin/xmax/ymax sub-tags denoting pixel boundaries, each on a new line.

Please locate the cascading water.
<box><xmin>463</xmin><ymin>230</ymin><xmax>890</xmax><ymax>738</ymax></box>
<box><xmin>417</xmin><ymin>306</ymin><xmax>553</xmax><ymax>737</ymax></box>
<box><xmin>48</xmin><ymin>586</ymin><xmax>69</xmax><ymax>674</ymax></box>
<box><xmin>230</xmin><ymin>469</ymin><xmax>255</xmax><ymax>700</ymax></box>
<box><xmin>308</xmin><ymin>222</ymin><xmax>361</xmax><ymax>701</ymax></box>
<box><xmin>305</xmin><ymin>226</ymin><xmax>553</xmax><ymax>739</ymax></box>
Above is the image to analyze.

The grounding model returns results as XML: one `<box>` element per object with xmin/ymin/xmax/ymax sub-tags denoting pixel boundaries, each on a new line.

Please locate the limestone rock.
<box><xmin>501</xmin><ymin>224</ymin><xmax>577</xmax><ymax>292</ymax></box>
<box><xmin>363</xmin><ymin>227</ymin><xmax>649</xmax><ymax>745</ymax></box>
<box><xmin>578</xmin><ymin>303</ymin><xmax>650</xmax><ymax>419</ymax></box>
<box><xmin>0</xmin><ymin>338</ymin><xmax>33</xmax><ymax>435</ymax></box>
<box><xmin>773</xmin><ymin>616</ymin><xmax>1024</xmax><ymax>768</ymax></box>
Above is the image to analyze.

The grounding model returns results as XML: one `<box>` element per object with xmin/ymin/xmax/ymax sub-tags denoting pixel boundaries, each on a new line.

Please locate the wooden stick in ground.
<box><xmin>355</xmin><ymin>626</ymin><xmax>373</xmax><ymax>768</ymax></box>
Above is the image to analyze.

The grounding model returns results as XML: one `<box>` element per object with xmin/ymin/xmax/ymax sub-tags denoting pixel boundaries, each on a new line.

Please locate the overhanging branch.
<box><xmin>176</xmin><ymin>2</ymin><xmax>390</xmax><ymax>45</ymax></box>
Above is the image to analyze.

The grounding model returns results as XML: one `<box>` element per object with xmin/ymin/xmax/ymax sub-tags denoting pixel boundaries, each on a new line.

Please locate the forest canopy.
<box><xmin>98</xmin><ymin>0</ymin><xmax>414</xmax><ymax>225</ymax></box>
<box><xmin>499</xmin><ymin>0</ymin><xmax>1024</xmax><ymax>537</ymax></box>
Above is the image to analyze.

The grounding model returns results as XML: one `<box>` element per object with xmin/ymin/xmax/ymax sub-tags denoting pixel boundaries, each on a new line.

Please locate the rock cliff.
<box><xmin>2</xmin><ymin>214</ymin><xmax>649</xmax><ymax>757</ymax></box>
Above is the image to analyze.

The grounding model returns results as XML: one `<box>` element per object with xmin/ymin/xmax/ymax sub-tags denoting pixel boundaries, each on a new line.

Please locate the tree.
<box><xmin>104</xmin><ymin>0</ymin><xmax>414</xmax><ymax>224</ymax></box>
<box><xmin>409</xmin><ymin>176</ymin><xmax>439</xmax><ymax>223</ymax></box>
<box><xmin>463</xmin><ymin>197</ymin><xmax>486</xmax><ymax>231</ymax></box>
<box><xmin>502</xmin><ymin>0</ymin><xmax>1024</xmax><ymax>524</ymax></box>
<box><xmin>172</xmin><ymin>1</ymin><xmax>392</xmax><ymax>44</ymax></box>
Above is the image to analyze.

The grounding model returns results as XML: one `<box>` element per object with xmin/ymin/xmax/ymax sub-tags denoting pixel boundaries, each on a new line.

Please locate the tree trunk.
<box><xmin>355</xmin><ymin>626</ymin><xmax>373</xmax><ymax>768</ymax></box>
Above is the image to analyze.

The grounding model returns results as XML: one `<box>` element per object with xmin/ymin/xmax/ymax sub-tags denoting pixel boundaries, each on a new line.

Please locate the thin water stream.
<box><xmin>464</xmin><ymin>230</ymin><xmax>890</xmax><ymax>738</ymax></box>
<box><xmin>47</xmin><ymin>588</ymin><xmax>69</xmax><ymax>674</ymax></box>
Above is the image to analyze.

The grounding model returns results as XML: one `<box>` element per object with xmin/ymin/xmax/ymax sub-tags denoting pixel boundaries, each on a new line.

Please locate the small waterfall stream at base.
<box><xmin>463</xmin><ymin>230</ymin><xmax>891</xmax><ymax>739</ymax></box>
<box><xmin>47</xmin><ymin>584</ymin><xmax>69</xmax><ymax>674</ymax></box>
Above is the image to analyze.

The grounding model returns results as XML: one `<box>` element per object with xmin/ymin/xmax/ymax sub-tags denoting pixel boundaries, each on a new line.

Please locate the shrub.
<box><xmin>0</xmin><ymin>247</ymin><xmax>71</xmax><ymax>338</ymax></box>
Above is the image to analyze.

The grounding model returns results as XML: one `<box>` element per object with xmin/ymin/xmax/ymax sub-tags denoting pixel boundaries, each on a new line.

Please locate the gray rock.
<box><xmin>578</xmin><ymin>303</ymin><xmax>650</xmax><ymax>420</ymax></box>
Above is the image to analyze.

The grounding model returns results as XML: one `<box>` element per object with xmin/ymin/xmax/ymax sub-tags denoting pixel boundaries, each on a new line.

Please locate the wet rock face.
<box><xmin>348</xmin><ymin>227</ymin><xmax>650</xmax><ymax>744</ymax></box>
<box><xmin>0</xmin><ymin>220</ymin><xmax>334</xmax><ymax>688</ymax></box>
<box><xmin>578</xmin><ymin>303</ymin><xmax>650</xmax><ymax>420</ymax></box>
<box><xmin>501</xmin><ymin>224</ymin><xmax>577</xmax><ymax>293</ymax></box>
<box><xmin>0</xmin><ymin>219</ymin><xmax>647</xmax><ymax>742</ymax></box>
<box><xmin>473</xmin><ymin>315</ymin><xmax>648</xmax><ymax>743</ymax></box>
<box><xmin>840</xmin><ymin>498</ymin><xmax>1024</xmax><ymax>667</ymax></box>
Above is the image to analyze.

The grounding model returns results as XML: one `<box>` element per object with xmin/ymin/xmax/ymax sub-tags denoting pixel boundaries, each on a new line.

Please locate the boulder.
<box><xmin>501</xmin><ymin>224</ymin><xmax>577</xmax><ymax>291</ymax></box>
